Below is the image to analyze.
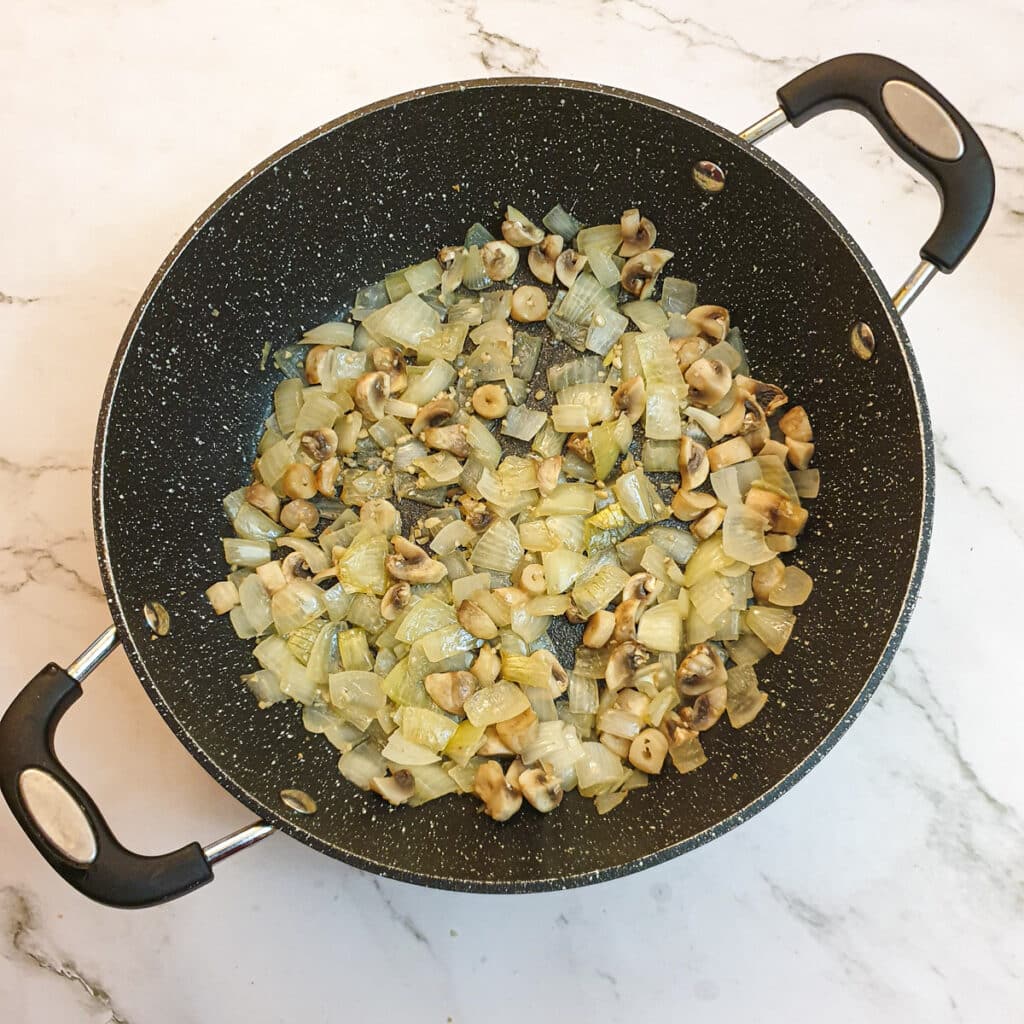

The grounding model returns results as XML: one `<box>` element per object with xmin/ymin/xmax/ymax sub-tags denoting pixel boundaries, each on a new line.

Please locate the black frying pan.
<box><xmin>0</xmin><ymin>54</ymin><xmax>994</xmax><ymax>907</ymax></box>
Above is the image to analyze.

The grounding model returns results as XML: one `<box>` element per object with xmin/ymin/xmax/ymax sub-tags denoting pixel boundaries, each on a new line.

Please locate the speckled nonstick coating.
<box><xmin>93</xmin><ymin>79</ymin><xmax>932</xmax><ymax>892</ymax></box>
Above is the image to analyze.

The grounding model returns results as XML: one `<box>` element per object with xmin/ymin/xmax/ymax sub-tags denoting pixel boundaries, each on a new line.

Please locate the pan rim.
<box><xmin>92</xmin><ymin>76</ymin><xmax>934</xmax><ymax>893</ymax></box>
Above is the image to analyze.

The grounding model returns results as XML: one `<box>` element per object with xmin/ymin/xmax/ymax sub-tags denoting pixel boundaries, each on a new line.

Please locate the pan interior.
<box><xmin>96</xmin><ymin>81</ymin><xmax>928</xmax><ymax>891</ymax></box>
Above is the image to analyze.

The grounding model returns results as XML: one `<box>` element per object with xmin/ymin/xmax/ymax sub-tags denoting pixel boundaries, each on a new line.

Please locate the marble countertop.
<box><xmin>2</xmin><ymin>1</ymin><xmax>1022</xmax><ymax>1020</ymax></box>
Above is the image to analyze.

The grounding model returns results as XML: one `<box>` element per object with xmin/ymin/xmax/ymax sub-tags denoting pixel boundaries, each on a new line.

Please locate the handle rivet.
<box><xmin>280</xmin><ymin>789</ymin><xmax>318</xmax><ymax>815</ymax></box>
<box><xmin>693</xmin><ymin>160</ymin><xmax>726</xmax><ymax>193</ymax></box>
<box><xmin>143</xmin><ymin>601</ymin><xmax>171</xmax><ymax>637</ymax></box>
<box><xmin>850</xmin><ymin>322</ymin><xmax>875</xmax><ymax>360</ymax></box>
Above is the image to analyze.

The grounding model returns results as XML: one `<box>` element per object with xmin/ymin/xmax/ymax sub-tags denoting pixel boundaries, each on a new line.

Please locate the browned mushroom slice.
<box><xmin>686</xmin><ymin>304</ymin><xmax>730</xmax><ymax>340</ymax></box>
<box><xmin>473</xmin><ymin>761</ymin><xmax>522</xmax><ymax>821</ymax></box>
<box><xmin>613</xmin><ymin>375</ymin><xmax>646</xmax><ymax>424</ymax></box>
<box><xmin>619</xmin><ymin>208</ymin><xmax>657</xmax><ymax>258</ymax></box>
<box><xmin>745</xmin><ymin>483</ymin><xmax>808</xmax><ymax>535</ymax></box>
<box><xmin>353</xmin><ymin>371</ymin><xmax>391</xmax><ymax>421</ymax></box>
<box><xmin>671</xmin><ymin>487</ymin><xmax>717</xmax><ymax>522</ymax></box>
<box><xmin>678</xmin><ymin>437</ymin><xmax>710</xmax><ymax>490</ymax></box>
<box><xmin>527</xmin><ymin>234</ymin><xmax>564</xmax><ymax>284</ymax></box>
<box><xmin>424</xmin><ymin>670</ymin><xmax>478</xmax><ymax>714</ymax></box>
<box><xmin>385</xmin><ymin>536</ymin><xmax>448</xmax><ymax>583</ymax></box>
<box><xmin>555</xmin><ymin>249</ymin><xmax>588</xmax><ymax>287</ymax></box>
<box><xmin>676</xmin><ymin>642</ymin><xmax>728</xmax><ymax>696</ymax></box>
<box><xmin>620</xmin><ymin>248</ymin><xmax>674</xmax><ymax>299</ymax></box>
<box><xmin>779</xmin><ymin>405</ymin><xmax>813</xmax><ymax>442</ymax></box>
<box><xmin>518</xmin><ymin>767</ymin><xmax>564</xmax><ymax>812</ymax></box>
<box><xmin>685</xmin><ymin>357</ymin><xmax>732</xmax><ymax>408</ymax></box>
<box><xmin>481</xmin><ymin>240</ymin><xmax>520</xmax><ymax>281</ymax></box>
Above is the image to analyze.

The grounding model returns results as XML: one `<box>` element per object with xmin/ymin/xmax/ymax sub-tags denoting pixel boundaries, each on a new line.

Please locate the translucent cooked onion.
<box><xmin>271</xmin><ymin>580</ymin><xmax>327</xmax><ymax>634</ymax></box>
<box><xmin>471</xmin><ymin>518</ymin><xmax>524</xmax><ymax>573</ymax></box>
<box><xmin>463</xmin><ymin>681</ymin><xmax>531</xmax><ymax>726</ymax></box>
<box><xmin>501</xmin><ymin>405</ymin><xmax>547</xmax><ymax>441</ymax></box>
<box><xmin>711</xmin><ymin>460</ymin><xmax>762</xmax><ymax>506</ymax></box>
<box><xmin>725</xmin><ymin>664</ymin><xmax>768</xmax><ymax>727</ymax></box>
<box><xmin>769</xmin><ymin>564</ymin><xmax>814</xmax><ymax>606</ymax></box>
<box><xmin>576</xmin><ymin>741</ymin><xmax>625</xmax><ymax>796</ymax></box>
<box><xmin>721</xmin><ymin>503</ymin><xmax>775</xmax><ymax>566</ymax></box>
<box><xmin>238</xmin><ymin>573</ymin><xmax>273</xmax><ymax>635</ymax></box>
<box><xmin>746</xmin><ymin>604</ymin><xmax>796</xmax><ymax>654</ymax></box>
<box><xmin>636</xmin><ymin>602</ymin><xmax>684</xmax><ymax>652</ymax></box>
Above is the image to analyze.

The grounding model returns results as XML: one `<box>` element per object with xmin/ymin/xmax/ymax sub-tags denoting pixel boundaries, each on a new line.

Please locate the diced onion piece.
<box><xmin>585</xmin><ymin>306</ymin><xmax>628</xmax><ymax>356</ymax></box>
<box><xmin>721</xmin><ymin>503</ymin><xmax>775</xmax><ymax>566</ymax></box>
<box><xmin>238</xmin><ymin>573</ymin><xmax>273</xmax><ymax>635</ymax></box>
<box><xmin>568</xmin><ymin>673</ymin><xmax>599</xmax><ymax>715</ymax></box>
<box><xmin>725</xmin><ymin>664</ymin><xmax>768</xmax><ymax>728</ymax></box>
<box><xmin>463</xmin><ymin>681</ymin><xmax>531</xmax><ymax>726</ymax></box>
<box><xmin>621</xmin><ymin>300</ymin><xmax>669</xmax><ymax>332</ymax></box>
<box><xmin>636</xmin><ymin>330</ymin><xmax>686</xmax><ymax>391</ymax></box>
<box><xmin>668</xmin><ymin>734</ymin><xmax>707</xmax><ymax>774</ymax></box>
<box><xmin>688</xmin><ymin>574</ymin><xmax>733</xmax><ymax>622</ymax></box>
<box><xmin>274</xmin><ymin>378</ymin><xmax>304</xmax><ymax>433</ymax></box>
<box><xmin>644</xmin><ymin>386</ymin><xmax>682</xmax><ymax>440</ymax></box>
<box><xmin>710</xmin><ymin>460</ymin><xmax>762</xmax><ymax>506</ymax></box>
<box><xmin>335</xmin><ymin>530</ymin><xmax>388</xmax><ymax>595</ymax></box>
<box><xmin>402</xmin><ymin>358</ymin><xmax>457</xmax><ymax>406</ymax></box>
<box><xmin>572</xmin><ymin>564</ymin><xmax>630</xmax><ymax>618</ymax></box>
<box><xmin>271</xmin><ymin>580</ymin><xmax>327</xmax><ymax>634</ymax></box>
<box><xmin>429</xmin><ymin>519</ymin><xmax>476</xmax><ymax>555</ymax></box>
<box><xmin>645</xmin><ymin>525</ymin><xmax>698</xmax><ymax>565</ymax></box>
<box><xmin>682</xmin><ymin>534</ymin><xmax>734</xmax><ymax>586</ymax></box>
<box><xmin>660</xmin><ymin>277</ymin><xmax>698</xmax><ymax>314</ymax></box>
<box><xmin>587</xmin><ymin>251</ymin><xmax>623</xmax><ymax>290</ymax></box>
<box><xmin>746</xmin><ymin>605</ymin><xmax>796</xmax><ymax>654</ymax></box>
<box><xmin>471</xmin><ymin>518</ymin><xmax>524</xmax><ymax>573</ymax></box>
<box><xmin>382</xmin><ymin>732</ymin><xmax>440</xmax><ymax>766</ymax></box>
<box><xmin>242</xmin><ymin>669</ymin><xmax>287</xmax><ymax>707</ymax></box>
<box><xmin>576</xmin><ymin>223</ymin><xmax>621</xmax><ymax>255</ymax></box>
<box><xmin>302</xmin><ymin>321</ymin><xmax>355</xmax><ymax>346</ymax></box>
<box><xmin>769</xmin><ymin>565</ymin><xmax>813</xmax><ymax>606</ymax></box>
<box><xmin>636</xmin><ymin>602</ymin><xmax>684</xmax><ymax>652</ymax></box>
<box><xmin>363</xmin><ymin>292</ymin><xmax>441</xmax><ymax>348</ymax></box>
<box><xmin>726</xmin><ymin>632</ymin><xmax>770</xmax><ymax>666</ymax></box>
<box><xmin>233</xmin><ymin>503</ymin><xmax>286</xmax><ymax>542</ymax></box>
<box><xmin>339</xmin><ymin>744</ymin><xmax>388</xmax><ymax>789</ymax></box>
<box><xmin>542</xmin><ymin>204</ymin><xmax>581</xmax><ymax>241</ymax></box>
<box><xmin>576</xmin><ymin>741</ymin><xmax>625</xmax><ymax>797</ymax></box>
<box><xmin>400</xmin><ymin>707</ymin><xmax>459</xmax><ymax>752</ymax></box>
<box><xmin>501</xmin><ymin>405</ymin><xmax>547</xmax><ymax>441</ymax></box>
<box><xmin>756</xmin><ymin>454</ymin><xmax>800</xmax><ymax>504</ymax></box>
<box><xmin>541</xmin><ymin>547</ymin><xmax>588</xmax><ymax>594</ymax></box>
<box><xmin>229</xmin><ymin>605</ymin><xmax>257</xmax><ymax>639</ymax></box>
<box><xmin>614</xmin><ymin>467</ymin><xmax>665</xmax><ymax>524</ymax></box>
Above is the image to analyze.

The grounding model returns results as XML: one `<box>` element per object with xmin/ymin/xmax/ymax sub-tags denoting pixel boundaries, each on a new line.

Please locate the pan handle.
<box><xmin>0</xmin><ymin>626</ymin><xmax>273</xmax><ymax>908</ymax></box>
<box><xmin>739</xmin><ymin>53</ymin><xmax>994</xmax><ymax>312</ymax></box>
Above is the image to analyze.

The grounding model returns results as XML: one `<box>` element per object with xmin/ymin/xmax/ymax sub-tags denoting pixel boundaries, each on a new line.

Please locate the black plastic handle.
<box><xmin>0</xmin><ymin>662</ymin><xmax>213</xmax><ymax>908</ymax></box>
<box><xmin>777</xmin><ymin>53</ymin><xmax>994</xmax><ymax>272</ymax></box>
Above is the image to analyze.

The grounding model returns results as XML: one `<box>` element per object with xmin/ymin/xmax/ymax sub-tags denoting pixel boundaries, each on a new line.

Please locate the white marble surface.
<box><xmin>1</xmin><ymin>1</ymin><xmax>1022</xmax><ymax>1020</ymax></box>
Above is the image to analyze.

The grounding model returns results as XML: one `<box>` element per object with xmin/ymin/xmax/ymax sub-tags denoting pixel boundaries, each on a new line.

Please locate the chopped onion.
<box><xmin>238</xmin><ymin>573</ymin><xmax>273</xmax><ymax>635</ymax></box>
<box><xmin>223</xmin><ymin>537</ymin><xmax>272</xmax><ymax>567</ymax></box>
<box><xmin>576</xmin><ymin>741</ymin><xmax>624</xmax><ymax>797</ymax></box>
<box><xmin>587</xmin><ymin>250</ymin><xmax>622</xmax><ymax>289</ymax></box>
<box><xmin>302</xmin><ymin>321</ymin><xmax>355</xmax><ymax>346</ymax></box>
<box><xmin>668</xmin><ymin>734</ymin><xmax>707</xmax><ymax>774</ymax></box>
<box><xmin>660</xmin><ymin>277</ymin><xmax>697</xmax><ymax>314</ymax></box>
<box><xmin>273</xmin><ymin>378</ymin><xmax>304</xmax><ymax>434</ymax></box>
<box><xmin>471</xmin><ymin>518</ymin><xmax>523</xmax><ymax>573</ymax></box>
<box><xmin>463</xmin><ymin>681</ymin><xmax>531</xmax><ymax>726</ymax></box>
<box><xmin>644</xmin><ymin>386</ymin><xmax>682</xmax><ymax>440</ymax></box>
<box><xmin>339</xmin><ymin>743</ymin><xmax>388</xmax><ymax>789</ymax></box>
<box><xmin>500</xmin><ymin>404</ymin><xmax>547</xmax><ymax>441</ymax></box>
<box><xmin>402</xmin><ymin>358</ymin><xmax>457</xmax><ymax>406</ymax></box>
<box><xmin>572</xmin><ymin>564</ymin><xmax>630</xmax><ymax>618</ymax></box>
<box><xmin>746</xmin><ymin>605</ymin><xmax>796</xmax><ymax>654</ymax></box>
<box><xmin>576</xmin><ymin>223</ymin><xmax>621</xmax><ymax>255</ymax></box>
<box><xmin>769</xmin><ymin>565</ymin><xmax>814</xmax><ymax>606</ymax></box>
<box><xmin>721</xmin><ymin>503</ymin><xmax>775</xmax><ymax>566</ymax></box>
<box><xmin>271</xmin><ymin>579</ymin><xmax>327</xmax><ymax>634</ymax></box>
<box><xmin>542</xmin><ymin>203</ymin><xmax>581</xmax><ymax>241</ymax></box>
<box><xmin>400</xmin><ymin>707</ymin><xmax>458</xmax><ymax>752</ymax></box>
<box><xmin>636</xmin><ymin>330</ymin><xmax>686</xmax><ymax>391</ymax></box>
<box><xmin>756</xmin><ymin>454</ymin><xmax>800</xmax><ymax>504</ymax></box>
<box><xmin>646</xmin><ymin>525</ymin><xmax>698</xmax><ymax>565</ymax></box>
<box><xmin>636</xmin><ymin>602</ymin><xmax>684</xmax><ymax>652</ymax></box>
<box><xmin>242</xmin><ymin>669</ymin><xmax>287</xmax><ymax>707</ymax></box>
<box><xmin>622</xmin><ymin>300</ymin><xmax>669</xmax><ymax>332</ymax></box>
<box><xmin>586</xmin><ymin>306</ymin><xmax>628</xmax><ymax>356</ymax></box>
<box><xmin>725</xmin><ymin>664</ymin><xmax>768</xmax><ymax>727</ymax></box>
<box><xmin>710</xmin><ymin>460</ymin><xmax>762</xmax><ymax>506</ymax></box>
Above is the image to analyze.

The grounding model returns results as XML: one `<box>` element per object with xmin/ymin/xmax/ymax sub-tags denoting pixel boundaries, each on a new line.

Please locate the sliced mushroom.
<box><xmin>620</xmin><ymin>248</ymin><xmax>674</xmax><ymax>300</ymax></box>
<box><xmin>471</xmin><ymin>643</ymin><xmax>501</xmax><ymax>685</ymax></box>
<box><xmin>459</xmin><ymin>496</ymin><xmax>494</xmax><ymax>532</ymax></box>
<box><xmin>370</xmin><ymin>347</ymin><xmax>408</xmax><ymax>394</ymax></box>
<box><xmin>353</xmin><ymin>371</ymin><xmax>391</xmax><ymax>421</ymax></box>
<box><xmin>745</xmin><ymin>484</ymin><xmax>808</xmax><ymax>535</ymax></box>
<box><xmin>605</xmin><ymin>641</ymin><xmax>651</xmax><ymax>691</ymax></box>
<box><xmin>741</xmin><ymin>396</ymin><xmax>768</xmax><ymax>436</ymax></box>
<box><xmin>535</xmin><ymin>456</ymin><xmax>562</xmax><ymax>497</ymax></box>
<box><xmin>690</xmin><ymin>505</ymin><xmax>726</xmax><ymax>540</ymax></box>
<box><xmin>555</xmin><ymin>249</ymin><xmax>587</xmax><ymax>287</ymax></box>
<box><xmin>681</xmin><ymin>684</ymin><xmax>727</xmax><ymax>731</ymax></box>
<box><xmin>457</xmin><ymin>600</ymin><xmax>499</xmax><ymax>640</ymax></box>
<box><xmin>518</xmin><ymin>563</ymin><xmax>547</xmax><ymax>596</ymax></box>
<box><xmin>686</xmin><ymin>304</ymin><xmax>730</xmax><ymax>341</ymax></box>
<box><xmin>614</xmin><ymin>598</ymin><xmax>642</xmax><ymax>643</ymax></box>
<box><xmin>360</xmin><ymin>498</ymin><xmax>402</xmax><ymax>536</ymax></box>
<box><xmin>613</xmin><ymin>375</ymin><xmax>646</xmax><ymax>424</ymax></box>
<box><xmin>736</xmin><ymin>375</ymin><xmax>789</xmax><ymax>416</ymax></box>
<box><xmin>678</xmin><ymin>436</ymin><xmax>710</xmax><ymax>490</ymax></box>
<box><xmin>778</xmin><ymin>405</ymin><xmax>813</xmax><ymax>442</ymax></box>
<box><xmin>685</xmin><ymin>357</ymin><xmax>732</xmax><ymax>407</ymax></box>
<box><xmin>505</xmin><ymin>757</ymin><xmax>526</xmax><ymax>791</ymax></box>
<box><xmin>566</xmin><ymin>432</ymin><xmax>593</xmax><ymax>464</ymax></box>
<box><xmin>671</xmin><ymin>487</ymin><xmax>717</xmax><ymax>522</ymax></box>
<box><xmin>619</xmin><ymin>208</ymin><xmax>657</xmax><ymax>258</ymax></box>
<box><xmin>369</xmin><ymin>770</ymin><xmax>415</xmax><ymax>806</ymax></box>
<box><xmin>758</xmin><ymin>438</ymin><xmax>789</xmax><ymax>461</ymax></box>
<box><xmin>305</xmin><ymin>344</ymin><xmax>331</xmax><ymax>385</ymax></box>
<box><xmin>707</xmin><ymin>436</ymin><xmax>753</xmax><ymax>472</ymax></box>
<box><xmin>518</xmin><ymin>767</ymin><xmax>563</xmax><ymax>812</ymax></box>
<box><xmin>280</xmin><ymin>499</ymin><xmax>319</xmax><ymax>532</ymax></box>
<box><xmin>477</xmin><ymin>728</ymin><xmax>515</xmax><ymax>757</ymax></box>
<box><xmin>411</xmin><ymin>396</ymin><xmax>457</xmax><ymax>436</ymax></box>
<box><xmin>316</xmin><ymin>456</ymin><xmax>340</xmax><ymax>497</ymax></box>
<box><xmin>299</xmin><ymin>425</ymin><xmax>339</xmax><ymax>462</ymax></box>
<box><xmin>623</xmin><ymin>572</ymin><xmax>663</xmax><ymax>609</ymax></box>
<box><xmin>527</xmin><ymin>233</ymin><xmax>564</xmax><ymax>284</ymax></box>
<box><xmin>718</xmin><ymin>400</ymin><xmax>745</xmax><ymax>437</ymax></box>
<box><xmin>501</xmin><ymin>210</ymin><xmax>545</xmax><ymax>247</ymax></box>
<box><xmin>380</xmin><ymin>582</ymin><xmax>412</xmax><ymax>621</ymax></box>
<box><xmin>659</xmin><ymin>710</ymin><xmax>699</xmax><ymax>749</ymax></box>
<box><xmin>385</xmin><ymin>536</ymin><xmax>448</xmax><ymax>583</ymax></box>
<box><xmin>534</xmin><ymin>649</ymin><xmax>570</xmax><ymax>697</ymax></box>
<box><xmin>510</xmin><ymin>285</ymin><xmax>549</xmax><ymax>323</ymax></box>
<box><xmin>674</xmin><ymin>336</ymin><xmax>709</xmax><ymax>372</ymax></box>
<box><xmin>473</xmin><ymin>760</ymin><xmax>522</xmax><ymax>821</ymax></box>
<box><xmin>245</xmin><ymin>482</ymin><xmax>280</xmax><ymax>521</ymax></box>
<box><xmin>583</xmin><ymin>609</ymin><xmax>615</xmax><ymax>648</ymax></box>
<box><xmin>281</xmin><ymin>550</ymin><xmax>315</xmax><ymax>582</ymax></box>
<box><xmin>282</xmin><ymin>463</ymin><xmax>317</xmax><ymax>500</ymax></box>
<box><xmin>766</xmin><ymin>533</ymin><xmax>797</xmax><ymax>553</ymax></box>
<box><xmin>471</xmin><ymin>384</ymin><xmax>508</xmax><ymax>420</ymax></box>
<box><xmin>615</xmin><ymin>688</ymin><xmax>649</xmax><ymax>717</ymax></box>
<box><xmin>421</xmin><ymin>424</ymin><xmax>470</xmax><ymax>459</ymax></box>
<box><xmin>676</xmin><ymin>642</ymin><xmax>728</xmax><ymax>696</ymax></box>
<box><xmin>785</xmin><ymin>437</ymin><xmax>815</xmax><ymax>470</ymax></box>
<box><xmin>481</xmin><ymin>240</ymin><xmax>520</xmax><ymax>281</ymax></box>
<box><xmin>494</xmin><ymin>707</ymin><xmax>539</xmax><ymax>755</ymax></box>
<box><xmin>752</xmin><ymin>558</ymin><xmax>785</xmax><ymax>602</ymax></box>
<box><xmin>424</xmin><ymin>670</ymin><xmax>478</xmax><ymax>715</ymax></box>
<box><xmin>629</xmin><ymin>728</ymin><xmax>669</xmax><ymax>774</ymax></box>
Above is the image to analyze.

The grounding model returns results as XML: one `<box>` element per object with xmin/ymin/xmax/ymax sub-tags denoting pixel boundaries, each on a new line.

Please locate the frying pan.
<box><xmin>0</xmin><ymin>54</ymin><xmax>994</xmax><ymax>907</ymax></box>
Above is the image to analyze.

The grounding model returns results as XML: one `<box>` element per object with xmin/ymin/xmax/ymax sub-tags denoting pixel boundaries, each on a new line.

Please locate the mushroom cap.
<box><xmin>481</xmin><ymin>240</ymin><xmax>520</xmax><ymax>281</ymax></box>
<box><xmin>424</xmin><ymin>670</ymin><xmax>478</xmax><ymax>714</ymax></box>
<box><xmin>518</xmin><ymin>767</ymin><xmax>564</xmax><ymax>812</ymax></box>
<box><xmin>380</xmin><ymin>581</ymin><xmax>412</xmax><ymax>620</ymax></box>
<box><xmin>613</xmin><ymin>375</ymin><xmax>646</xmax><ymax>424</ymax></box>
<box><xmin>473</xmin><ymin>760</ymin><xmax>523</xmax><ymax>821</ymax></box>
<box><xmin>605</xmin><ymin>641</ymin><xmax>651</xmax><ymax>691</ymax></box>
<box><xmin>620</xmin><ymin>248</ymin><xmax>673</xmax><ymax>299</ymax></box>
<box><xmin>385</xmin><ymin>536</ymin><xmax>448</xmax><ymax>583</ymax></box>
<box><xmin>619</xmin><ymin>208</ymin><xmax>657</xmax><ymax>258</ymax></box>
<box><xmin>369</xmin><ymin>770</ymin><xmax>415</xmax><ymax>805</ymax></box>
<box><xmin>676</xmin><ymin>642</ymin><xmax>728</xmax><ymax>696</ymax></box>
<box><xmin>353</xmin><ymin>371</ymin><xmax>391</xmax><ymax>421</ymax></box>
<box><xmin>684</xmin><ymin>357</ymin><xmax>732</xmax><ymax>407</ymax></box>
<box><xmin>678</xmin><ymin>436</ymin><xmax>710</xmax><ymax>490</ymax></box>
<box><xmin>555</xmin><ymin>249</ymin><xmax>588</xmax><ymax>287</ymax></box>
<box><xmin>411</xmin><ymin>396</ymin><xmax>458</xmax><ymax>435</ymax></box>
